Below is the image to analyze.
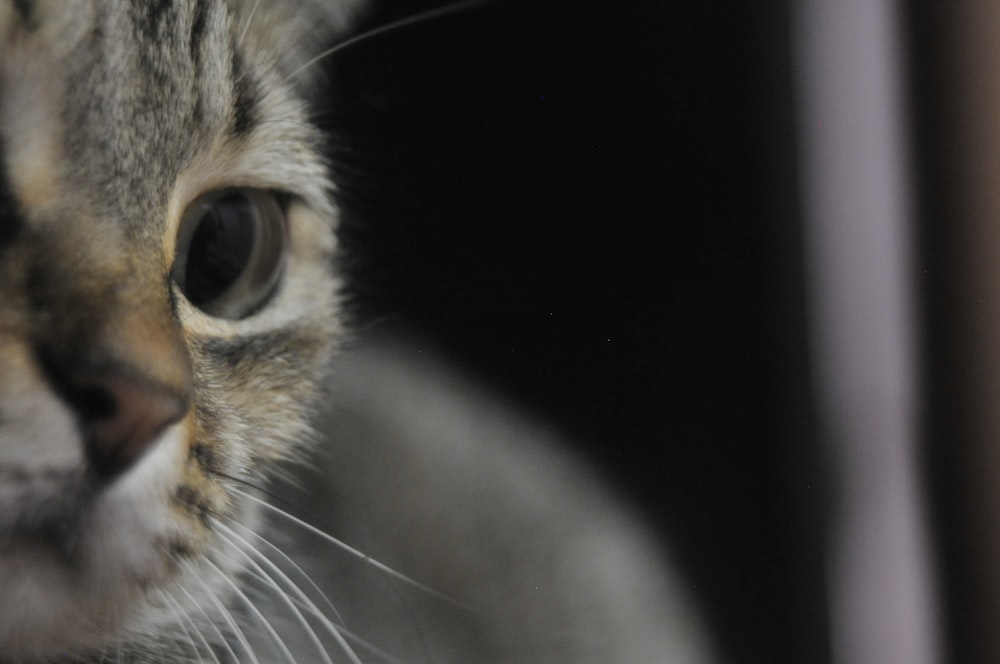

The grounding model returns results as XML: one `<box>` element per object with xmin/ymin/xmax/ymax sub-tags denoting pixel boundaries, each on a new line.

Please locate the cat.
<box><xmin>0</xmin><ymin>1</ymin><xmax>713</xmax><ymax>661</ymax></box>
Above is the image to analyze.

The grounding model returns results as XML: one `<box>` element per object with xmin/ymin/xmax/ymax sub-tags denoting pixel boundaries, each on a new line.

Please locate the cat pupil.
<box><xmin>172</xmin><ymin>188</ymin><xmax>287</xmax><ymax>319</ymax></box>
<box><xmin>184</xmin><ymin>192</ymin><xmax>256</xmax><ymax>306</ymax></box>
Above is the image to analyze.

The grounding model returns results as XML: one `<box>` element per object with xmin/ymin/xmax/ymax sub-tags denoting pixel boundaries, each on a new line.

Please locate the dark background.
<box><xmin>321</xmin><ymin>2</ymin><xmax>829</xmax><ymax>662</ymax></box>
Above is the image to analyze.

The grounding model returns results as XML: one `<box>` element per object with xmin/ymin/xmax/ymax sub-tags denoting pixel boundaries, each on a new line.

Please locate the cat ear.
<box><xmin>231</xmin><ymin>0</ymin><xmax>366</xmax><ymax>88</ymax></box>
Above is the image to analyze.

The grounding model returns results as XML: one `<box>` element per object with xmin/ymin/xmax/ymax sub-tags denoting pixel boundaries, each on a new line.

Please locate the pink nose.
<box><xmin>68</xmin><ymin>369</ymin><xmax>190</xmax><ymax>478</ymax></box>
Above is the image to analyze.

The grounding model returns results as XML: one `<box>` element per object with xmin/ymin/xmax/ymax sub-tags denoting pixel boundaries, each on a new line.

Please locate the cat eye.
<box><xmin>171</xmin><ymin>188</ymin><xmax>287</xmax><ymax>320</ymax></box>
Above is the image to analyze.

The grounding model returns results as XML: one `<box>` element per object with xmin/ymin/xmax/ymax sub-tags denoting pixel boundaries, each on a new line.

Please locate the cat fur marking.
<box><xmin>0</xmin><ymin>0</ymin><xmax>349</xmax><ymax>659</ymax></box>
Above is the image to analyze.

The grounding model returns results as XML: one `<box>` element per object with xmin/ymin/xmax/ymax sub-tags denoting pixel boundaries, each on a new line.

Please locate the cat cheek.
<box><xmin>0</xmin><ymin>343</ymin><xmax>84</xmax><ymax>471</ymax></box>
<box><xmin>287</xmin><ymin>200</ymin><xmax>336</xmax><ymax>260</ymax></box>
<box><xmin>90</xmin><ymin>425</ymin><xmax>192</xmax><ymax>560</ymax></box>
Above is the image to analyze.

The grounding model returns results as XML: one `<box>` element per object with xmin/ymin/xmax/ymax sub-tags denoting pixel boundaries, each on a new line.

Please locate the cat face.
<box><xmin>0</xmin><ymin>0</ymin><xmax>351</xmax><ymax>658</ymax></box>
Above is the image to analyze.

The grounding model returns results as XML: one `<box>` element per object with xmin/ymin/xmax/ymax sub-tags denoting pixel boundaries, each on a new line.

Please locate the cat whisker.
<box><xmin>163</xmin><ymin>597</ymin><xmax>201</xmax><ymax>662</ymax></box>
<box><xmin>159</xmin><ymin>589</ymin><xmax>221</xmax><ymax>664</ymax></box>
<box><xmin>330</xmin><ymin>622</ymin><xmax>416</xmax><ymax>664</ymax></box>
<box><xmin>223</xmin><ymin>519</ymin><xmax>420</xmax><ymax>664</ymax></box>
<box><xmin>227</xmin><ymin>517</ymin><xmax>346</xmax><ymax>625</ymax></box>
<box><xmin>183</xmin><ymin>560</ymin><xmax>263</xmax><ymax>664</ymax></box>
<box><xmin>214</xmin><ymin>520</ymin><xmax>355</xmax><ymax>664</ymax></box>
<box><xmin>285</xmin><ymin>0</ymin><xmax>495</xmax><ymax>84</ymax></box>
<box><xmin>224</xmin><ymin>518</ymin><xmax>421</xmax><ymax>664</ymax></box>
<box><xmin>237</xmin><ymin>0</ymin><xmax>264</xmax><ymax>49</ymax></box>
<box><xmin>202</xmin><ymin>556</ymin><xmax>300</xmax><ymax>664</ymax></box>
<box><xmin>231</xmin><ymin>486</ymin><xmax>477</xmax><ymax>613</ymax></box>
<box><xmin>231</xmin><ymin>563</ymin><xmax>404</xmax><ymax>664</ymax></box>
<box><xmin>177</xmin><ymin>584</ymin><xmax>243</xmax><ymax>664</ymax></box>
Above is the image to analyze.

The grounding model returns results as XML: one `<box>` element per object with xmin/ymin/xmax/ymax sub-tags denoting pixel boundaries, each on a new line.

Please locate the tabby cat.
<box><xmin>0</xmin><ymin>1</ymin><xmax>712</xmax><ymax>661</ymax></box>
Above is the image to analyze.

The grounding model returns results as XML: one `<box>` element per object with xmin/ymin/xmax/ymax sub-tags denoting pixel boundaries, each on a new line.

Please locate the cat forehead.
<box><xmin>0</xmin><ymin>0</ymin><xmax>344</xmax><ymax>231</ymax></box>
<box><xmin>0</xmin><ymin>0</ymin><xmax>359</xmax><ymax>58</ymax></box>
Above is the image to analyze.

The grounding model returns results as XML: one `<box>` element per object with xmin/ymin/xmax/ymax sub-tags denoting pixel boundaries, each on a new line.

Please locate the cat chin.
<box><xmin>0</xmin><ymin>426</ymin><xmax>194</xmax><ymax>659</ymax></box>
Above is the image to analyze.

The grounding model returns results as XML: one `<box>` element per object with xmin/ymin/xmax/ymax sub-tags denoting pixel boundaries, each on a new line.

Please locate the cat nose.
<box><xmin>66</xmin><ymin>369</ymin><xmax>190</xmax><ymax>479</ymax></box>
<box><xmin>25</xmin><ymin>240</ymin><xmax>194</xmax><ymax>480</ymax></box>
<box><xmin>37</xmin><ymin>334</ymin><xmax>193</xmax><ymax>481</ymax></box>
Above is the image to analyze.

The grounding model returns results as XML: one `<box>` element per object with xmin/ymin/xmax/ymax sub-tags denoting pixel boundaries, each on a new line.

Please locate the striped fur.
<box><xmin>0</xmin><ymin>1</ymin><xmax>353</xmax><ymax>660</ymax></box>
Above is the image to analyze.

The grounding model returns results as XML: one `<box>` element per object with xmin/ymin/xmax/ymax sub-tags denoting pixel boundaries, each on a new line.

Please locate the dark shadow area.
<box><xmin>320</xmin><ymin>1</ymin><xmax>829</xmax><ymax>662</ymax></box>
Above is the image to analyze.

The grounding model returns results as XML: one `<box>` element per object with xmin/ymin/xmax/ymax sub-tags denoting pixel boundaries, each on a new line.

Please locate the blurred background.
<box><xmin>317</xmin><ymin>1</ymin><xmax>992</xmax><ymax>662</ymax></box>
